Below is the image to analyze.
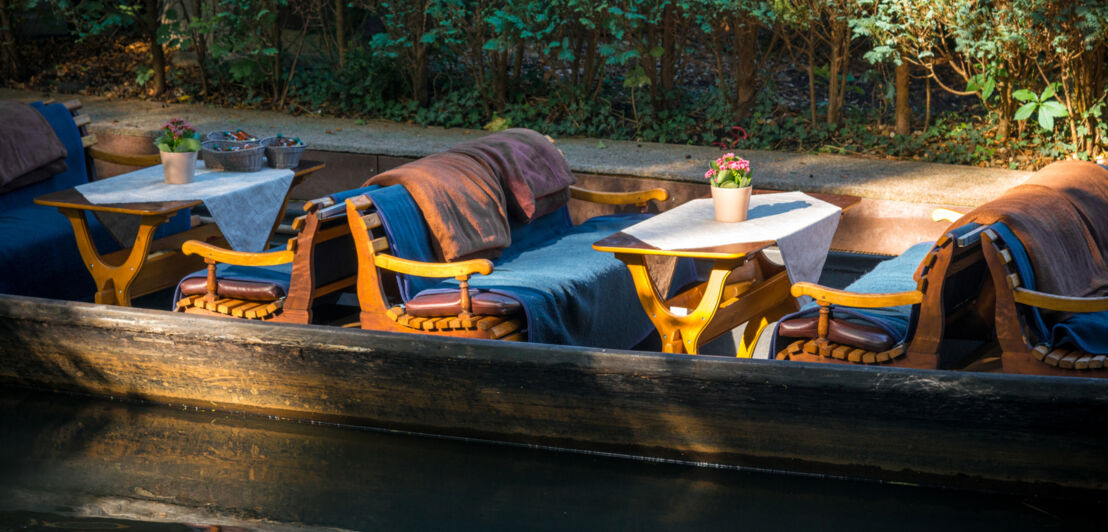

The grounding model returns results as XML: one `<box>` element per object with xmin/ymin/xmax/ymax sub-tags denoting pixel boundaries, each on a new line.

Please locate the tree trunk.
<box><xmin>826</xmin><ymin>22</ymin><xmax>843</xmax><ymax>125</ymax></box>
<box><xmin>144</xmin><ymin>0</ymin><xmax>166</xmax><ymax>96</ymax></box>
<box><xmin>272</xmin><ymin>3</ymin><xmax>282</xmax><ymax>105</ymax></box>
<box><xmin>336</xmin><ymin>0</ymin><xmax>345</xmax><ymax>69</ymax></box>
<box><xmin>0</xmin><ymin>0</ymin><xmax>24</xmax><ymax>81</ymax></box>
<box><xmin>732</xmin><ymin>21</ymin><xmax>757</xmax><ymax>122</ymax></box>
<box><xmin>996</xmin><ymin>80</ymin><xmax>1011</xmax><ymax>140</ymax></box>
<box><xmin>807</xmin><ymin>34</ymin><xmax>816</xmax><ymax>125</ymax></box>
<box><xmin>894</xmin><ymin>61</ymin><xmax>911</xmax><ymax>135</ymax></box>
<box><xmin>660</xmin><ymin>4</ymin><xmax>677</xmax><ymax>101</ymax></box>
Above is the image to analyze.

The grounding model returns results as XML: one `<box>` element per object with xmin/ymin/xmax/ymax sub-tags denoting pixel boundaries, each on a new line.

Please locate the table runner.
<box><xmin>621</xmin><ymin>191</ymin><xmax>842</xmax><ymax>300</ymax></box>
<box><xmin>76</xmin><ymin>161</ymin><xmax>294</xmax><ymax>252</ymax></box>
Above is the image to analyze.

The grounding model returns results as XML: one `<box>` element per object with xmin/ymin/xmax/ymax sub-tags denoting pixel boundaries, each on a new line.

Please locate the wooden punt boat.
<box><xmin>1</xmin><ymin>293</ymin><xmax>1106</xmax><ymax>496</ymax></box>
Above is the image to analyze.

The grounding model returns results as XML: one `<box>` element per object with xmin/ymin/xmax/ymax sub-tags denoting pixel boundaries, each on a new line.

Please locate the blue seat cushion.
<box><xmin>0</xmin><ymin>205</ymin><xmax>120</xmax><ymax>301</ymax></box>
<box><xmin>368</xmin><ymin>184</ymin><xmax>697</xmax><ymax>348</ymax></box>
<box><xmin>771</xmin><ymin>241</ymin><xmax>935</xmax><ymax>353</ymax></box>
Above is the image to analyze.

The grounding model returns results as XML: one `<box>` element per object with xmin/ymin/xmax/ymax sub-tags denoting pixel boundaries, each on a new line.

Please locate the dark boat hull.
<box><xmin>1</xmin><ymin>294</ymin><xmax>1106</xmax><ymax>493</ymax></box>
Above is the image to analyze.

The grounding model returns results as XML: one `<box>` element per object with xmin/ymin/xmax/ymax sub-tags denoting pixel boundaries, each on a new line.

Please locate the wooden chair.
<box><xmin>175</xmin><ymin>191</ymin><xmax>359</xmax><ymax>324</ymax></box>
<box><xmin>344</xmin><ymin>185</ymin><xmax>669</xmax><ymax>340</ymax></box>
<box><xmin>981</xmin><ymin>227</ymin><xmax>1108</xmax><ymax>377</ymax></box>
<box><xmin>775</xmin><ymin>217</ymin><xmax>997</xmax><ymax>370</ymax></box>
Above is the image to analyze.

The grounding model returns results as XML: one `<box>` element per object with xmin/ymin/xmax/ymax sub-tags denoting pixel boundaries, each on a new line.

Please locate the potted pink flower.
<box><xmin>705</xmin><ymin>153</ymin><xmax>753</xmax><ymax>222</ymax></box>
<box><xmin>154</xmin><ymin>118</ymin><xmax>202</xmax><ymax>184</ymax></box>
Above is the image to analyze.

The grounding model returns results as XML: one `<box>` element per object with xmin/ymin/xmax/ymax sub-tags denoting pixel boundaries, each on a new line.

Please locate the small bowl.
<box><xmin>201</xmin><ymin>139</ymin><xmax>266</xmax><ymax>172</ymax></box>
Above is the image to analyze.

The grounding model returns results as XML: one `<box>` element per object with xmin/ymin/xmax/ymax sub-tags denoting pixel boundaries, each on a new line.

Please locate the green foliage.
<box><xmin>24</xmin><ymin>0</ymin><xmax>1106</xmax><ymax>166</ymax></box>
<box><xmin>1013</xmin><ymin>86</ymin><xmax>1068</xmax><ymax>131</ymax></box>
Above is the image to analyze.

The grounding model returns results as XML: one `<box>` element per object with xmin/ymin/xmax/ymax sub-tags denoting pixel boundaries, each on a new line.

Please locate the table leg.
<box><xmin>61</xmin><ymin>209</ymin><xmax>169</xmax><ymax>306</ymax></box>
<box><xmin>617</xmin><ymin>253</ymin><xmax>741</xmax><ymax>355</ymax></box>
<box><xmin>736</xmin><ymin>297</ymin><xmax>797</xmax><ymax>359</ymax></box>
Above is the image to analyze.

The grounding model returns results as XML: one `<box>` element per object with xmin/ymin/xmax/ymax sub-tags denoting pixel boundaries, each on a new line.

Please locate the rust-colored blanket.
<box><xmin>0</xmin><ymin>101</ymin><xmax>68</xmax><ymax>194</ymax></box>
<box><xmin>448</xmin><ymin>128</ymin><xmax>576</xmax><ymax>223</ymax></box>
<box><xmin>1022</xmin><ymin>160</ymin><xmax>1108</xmax><ymax>256</ymax></box>
<box><xmin>955</xmin><ymin>184</ymin><xmax>1108</xmax><ymax>299</ymax></box>
<box><xmin>365</xmin><ymin>152</ymin><xmax>510</xmax><ymax>261</ymax></box>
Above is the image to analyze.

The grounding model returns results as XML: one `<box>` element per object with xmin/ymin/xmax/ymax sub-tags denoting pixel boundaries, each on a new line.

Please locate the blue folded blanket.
<box><xmin>996</xmin><ymin>222</ymin><xmax>1108</xmax><ymax>354</ymax></box>
<box><xmin>368</xmin><ymin>184</ymin><xmax>696</xmax><ymax>349</ymax></box>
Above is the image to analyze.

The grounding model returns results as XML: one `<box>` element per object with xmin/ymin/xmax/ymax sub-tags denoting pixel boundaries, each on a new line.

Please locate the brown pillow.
<box><xmin>448</xmin><ymin>128</ymin><xmax>576</xmax><ymax>223</ymax></box>
<box><xmin>0</xmin><ymin>101</ymin><xmax>68</xmax><ymax>194</ymax></box>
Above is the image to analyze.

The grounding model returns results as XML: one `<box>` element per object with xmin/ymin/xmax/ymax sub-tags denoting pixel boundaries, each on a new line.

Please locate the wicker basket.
<box><xmin>206</xmin><ymin>130</ymin><xmax>260</xmax><ymax>142</ymax></box>
<box><xmin>201</xmin><ymin>140</ymin><xmax>266</xmax><ymax>172</ymax></box>
<box><xmin>264</xmin><ymin>137</ymin><xmax>307</xmax><ymax>169</ymax></box>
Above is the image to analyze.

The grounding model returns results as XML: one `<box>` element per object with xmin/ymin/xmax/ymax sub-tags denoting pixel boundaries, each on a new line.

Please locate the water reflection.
<box><xmin>0</xmin><ymin>389</ymin><xmax>1101</xmax><ymax>531</ymax></box>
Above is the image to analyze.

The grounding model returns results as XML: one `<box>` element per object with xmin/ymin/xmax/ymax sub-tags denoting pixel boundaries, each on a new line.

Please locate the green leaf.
<box><xmin>1040</xmin><ymin>100</ymin><xmax>1068</xmax><ymax>117</ymax></box>
<box><xmin>1013</xmin><ymin>102</ymin><xmax>1037</xmax><ymax>121</ymax></box>
<box><xmin>648</xmin><ymin>46</ymin><xmax>664</xmax><ymax>59</ymax></box>
<box><xmin>1041</xmin><ymin>86</ymin><xmax>1056</xmax><ymax>101</ymax></box>
<box><xmin>981</xmin><ymin>77</ymin><xmax>995</xmax><ymax>100</ymax></box>
<box><xmin>1038</xmin><ymin>109</ymin><xmax>1055</xmax><ymax>131</ymax></box>
<box><xmin>1012</xmin><ymin>89</ymin><xmax>1037</xmax><ymax>102</ymax></box>
<box><xmin>176</xmin><ymin>138</ymin><xmax>202</xmax><ymax>152</ymax></box>
<box><xmin>154</xmin><ymin>142</ymin><xmax>171</xmax><ymax>153</ymax></box>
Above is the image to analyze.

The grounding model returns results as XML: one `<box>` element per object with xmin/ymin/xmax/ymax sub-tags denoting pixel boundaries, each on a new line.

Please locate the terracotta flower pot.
<box><xmin>161</xmin><ymin>150</ymin><xmax>198</xmax><ymax>184</ymax></box>
<box><xmin>710</xmin><ymin>185</ymin><xmax>752</xmax><ymax>223</ymax></box>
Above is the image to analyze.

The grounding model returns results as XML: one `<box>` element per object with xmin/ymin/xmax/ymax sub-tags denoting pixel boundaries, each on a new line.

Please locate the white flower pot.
<box><xmin>711</xmin><ymin>185</ymin><xmax>752</xmax><ymax>223</ymax></box>
<box><xmin>161</xmin><ymin>151</ymin><xmax>198</xmax><ymax>184</ymax></box>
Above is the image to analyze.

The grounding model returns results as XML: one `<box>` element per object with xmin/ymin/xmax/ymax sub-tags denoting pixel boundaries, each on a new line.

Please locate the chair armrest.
<box><xmin>374</xmin><ymin>253</ymin><xmax>493</xmax><ymax>279</ymax></box>
<box><xmin>569</xmin><ymin>185</ymin><xmax>668</xmax><ymax>206</ymax></box>
<box><xmin>791</xmin><ymin>282</ymin><xmax>923</xmax><ymax>307</ymax></box>
<box><xmin>1013</xmin><ymin>288</ymin><xmax>1108</xmax><ymax>313</ymax></box>
<box><xmin>182</xmin><ymin>240</ymin><xmax>294</xmax><ymax>266</ymax></box>
<box><xmin>931</xmin><ymin>208</ymin><xmax>964</xmax><ymax>223</ymax></box>
<box><xmin>87</xmin><ymin>147</ymin><xmax>162</xmax><ymax>168</ymax></box>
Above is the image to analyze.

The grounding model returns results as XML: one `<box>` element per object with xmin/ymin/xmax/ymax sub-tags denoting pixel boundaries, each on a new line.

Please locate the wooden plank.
<box><xmin>1</xmin><ymin>295</ymin><xmax>1107</xmax><ymax>493</ymax></box>
<box><xmin>475</xmin><ymin>317</ymin><xmax>500</xmax><ymax>331</ymax></box>
<box><xmin>1044</xmin><ymin>349</ymin><xmax>1068</xmax><ymax>367</ymax></box>
<box><xmin>847</xmin><ymin>349</ymin><xmax>865</xmax><ymax>363</ymax></box>
<box><xmin>385</xmin><ymin>306</ymin><xmax>404</xmax><ymax>322</ymax></box>
<box><xmin>231</xmin><ymin>302</ymin><xmax>265</xmax><ymax>318</ymax></box>
<box><xmin>1059</xmin><ymin>352</ymin><xmax>1081</xmax><ymax>370</ymax></box>
<box><xmin>216</xmin><ymin>299</ymin><xmax>250</xmax><ymax>314</ymax></box>
<box><xmin>362</xmin><ymin>213</ymin><xmax>382</xmax><ymax>229</ymax></box>
<box><xmin>831</xmin><ymin>345</ymin><xmax>852</xmax><ymax>359</ymax></box>
<box><xmin>1090</xmin><ymin>355</ymin><xmax>1106</xmax><ymax>369</ymax></box>
<box><xmin>1075</xmin><ymin>355</ymin><xmax>1092</xmax><ymax>371</ymax></box>
<box><xmin>1033</xmin><ymin>345</ymin><xmax>1050</xmax><ymax>361</ymax></box>
<box><xmin>490</xmin><ymin>320</ymin><xmax>520</xmax><ymax>339</ymax></box>
<box><xmin>371</xmin><ymin>236</ymin><xmax>389</xmax><ymax>253</ymax></box>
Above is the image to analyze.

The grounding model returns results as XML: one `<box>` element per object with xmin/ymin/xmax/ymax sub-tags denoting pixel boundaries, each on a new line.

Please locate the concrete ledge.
<box><xmin>2</xmin><ymin>89</ymin><xmax>1030</xmax><ymax>207</ymax></box>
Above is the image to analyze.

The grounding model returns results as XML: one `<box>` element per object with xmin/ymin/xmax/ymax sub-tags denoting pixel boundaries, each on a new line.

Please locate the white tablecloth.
<box><xmin>622</xmin><ymin>191</ymin><xmax>842</xmax><ymax>301</ymax></box>
<box><xmin>77</xmin><ymin>160</ymin><xmax>294</xmax><ymax>252</ymax></box>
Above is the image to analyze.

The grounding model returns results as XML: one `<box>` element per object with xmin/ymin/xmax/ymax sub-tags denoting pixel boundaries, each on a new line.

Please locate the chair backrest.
<box><xmin>907</xmin><ymin>221</ymin><xmax>995</xmax><ymax>366</ymax></box>
<box><xmin>274</xmin><ymin>188</ymin><xmax>368</xmax><ymax>323</ymax></box>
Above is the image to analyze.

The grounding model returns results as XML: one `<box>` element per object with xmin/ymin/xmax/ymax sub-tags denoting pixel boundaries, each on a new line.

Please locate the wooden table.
<box><xmin>34</xmin><ymin>161</ymin><xmax>325</xmax><ymax>306</ymax></box>
<box><xmin>593</xmin><ymin>191</ymin><xmax>859</xmax><ymax>357</ymax></box>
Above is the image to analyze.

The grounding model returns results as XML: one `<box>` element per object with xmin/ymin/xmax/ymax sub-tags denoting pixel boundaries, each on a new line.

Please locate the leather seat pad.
<box><xmin>778</xmin><ymin>315</ymin><xmax>896</xmax><ymax>352</ymax></box>
<box><xmin>179</xmin><ymin>277</ymin><xmax>285</xmax><ymax>302</ymax></box>
<box><xmin>406</xmin><ymin>289</ymin><xmax>522</xmax><ymax>317</ymax></box>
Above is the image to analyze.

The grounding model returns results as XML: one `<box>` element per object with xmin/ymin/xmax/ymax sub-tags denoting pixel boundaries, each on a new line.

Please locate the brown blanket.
<box><xmin>448</xmin><ymin>128</ymin><xmax>576</xmax><ymax>223</ymax></box>
<box><xmin>0</xmin><ymin>101</ymin><xmax>68</xmax><ymax>194</ymax></box>
<box><xmin>955</xmin><ymin>184</ymin><xmax>1108</xmax><ymax>299</ymax></box>
<box><xmin>365</xmin><ymin>152</ymin><xmax>510</xmax><ymax>262</ymax></box>
<box><xmin>1021</xmin><ymin>160</ymin><xmax>1108</xmax><ymax>256</ymax></box>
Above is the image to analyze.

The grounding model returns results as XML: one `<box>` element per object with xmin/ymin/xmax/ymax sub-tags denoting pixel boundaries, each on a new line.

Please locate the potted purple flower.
<box><xmin>154</xmin><ymin>118</ymin><xmax>202</xmax><ymax>184</ymax></box>
<box><xmin>705</xmin><ymin>153</ymin><xmax>753</xmax><ymax>222</ymax></box>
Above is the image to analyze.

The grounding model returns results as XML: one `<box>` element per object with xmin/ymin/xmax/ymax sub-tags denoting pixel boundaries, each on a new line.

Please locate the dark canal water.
<box><xmin>0</xmin><ymin>388</ymin><xmax>1103</xmax><ymax>531</ymax></box>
